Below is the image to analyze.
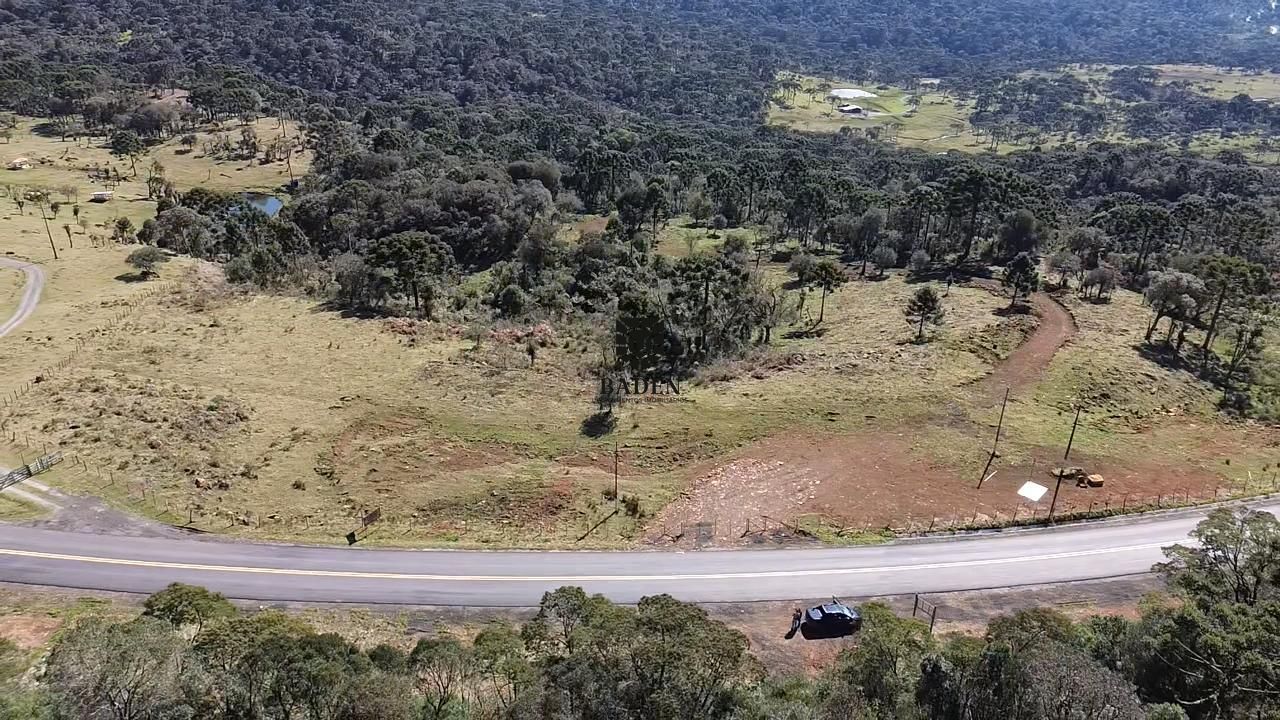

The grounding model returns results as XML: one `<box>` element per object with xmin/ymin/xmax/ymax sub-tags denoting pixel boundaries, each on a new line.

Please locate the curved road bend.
<box><xmin>0</xmin><ymin>258</ymin><xmax>45</xmax><ymax>339</ymax></box>
<box><xmin>2</xmin><ymin>502</ymin><xmax>1274</xmax><ymax>606</ymax></box>
<box><xmin>0</xmin><ymin>257</ymin><xmax>1272</xmax><ymax>605</ymax></box>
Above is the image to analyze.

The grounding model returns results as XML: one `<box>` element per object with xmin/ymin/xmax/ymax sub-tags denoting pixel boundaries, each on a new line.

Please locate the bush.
<box><xmin>622</xmin><ymin>493</ymin><xmax>642</xmax><ymax>517</ymax></box>
<box><xmin>909</xmin><ymin>249</ymin><xmax>931</xmax><ymax>275</ymax></box>
<box><xmin>126</xmin><ymin>246</ymin><xmax>168</xmax><ymax>277</ymax></box>
<box><xmin>870</xmin><ymin>244</ymin><xmax>897</xmax><ymax>276</ymax></box>
<box><xmin>789</xmin><ymin>253</ymin><xmax>818</xmax><ymax>284</ymax></box>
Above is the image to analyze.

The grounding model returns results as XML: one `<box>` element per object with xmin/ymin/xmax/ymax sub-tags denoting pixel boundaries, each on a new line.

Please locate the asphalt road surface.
<box><xmin>2</xmin><ymin>501</ymin><xmax>1274</xmax><ymax>605</ymax></box>
<box><xmin>0</xmin><ymin>257</ymin><xmax>45</xmax><ymax>339</ymax></box>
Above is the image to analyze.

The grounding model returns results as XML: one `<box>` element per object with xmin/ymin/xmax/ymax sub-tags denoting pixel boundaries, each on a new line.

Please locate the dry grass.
<box><xmin>0</xmin><ymin>493</ymin><xmax>43</xmax><ymax>521</ymax></box>
<box><xmin>0</xmin><ymin>112</ymin><xmax>309</xmax><ymax>394</ymax></box>
<box><xmin>0</xmin><ymin>239</ymin><xmax>1030</xmax><ymax>547</ymax></box>
<box><xmin>0</xmin><ymin>265</ymin><xmax>23</xmax><ymax>325</ymax></box>
<box><xmin>1054</xmin><ymin>63</ymin><xmax>1280</xmax><ymax>101</ymax></box>
<box><xmin>975</xmin><ymin>284</ymin><xmax>1279</xmax><ymax>485</ymax></box>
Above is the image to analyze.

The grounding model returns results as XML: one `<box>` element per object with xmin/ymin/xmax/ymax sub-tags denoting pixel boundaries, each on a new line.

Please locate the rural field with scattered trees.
<box><xmin>2</xmin><ymin>0</ymin><xmax>1280</xmax><ymax>715</ymax></box>
<box><xmin>1</xmin><ymin>0</ymin><xmax>1280</xmax><ymax>547</ymax></box>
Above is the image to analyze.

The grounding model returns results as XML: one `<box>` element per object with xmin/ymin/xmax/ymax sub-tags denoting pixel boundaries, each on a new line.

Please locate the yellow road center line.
<box><xmin>0</xmin><ymin>542</ymin><xmax>1171</xmax><ymax>583</ymax></box>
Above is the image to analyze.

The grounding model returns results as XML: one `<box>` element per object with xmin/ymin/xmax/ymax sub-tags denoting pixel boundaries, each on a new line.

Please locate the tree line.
<box><xmin>965</xmin><ymin>67</ymin><xmax>1280</xmax><ymax>148</ymax></box>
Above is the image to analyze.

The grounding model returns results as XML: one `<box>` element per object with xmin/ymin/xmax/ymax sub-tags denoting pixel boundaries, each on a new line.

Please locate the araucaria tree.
<box><xmin>808</xmin><ymin>259</ymin><xmax>846</xmax><ymax>325</ymax></box>
<box><xmin>366</xmin><ymin>231</ymin><xmax>454</xmax><ymax>318</ymax></box>
<box><xmin>905</xmin><ymin>285</ymin><xmax>945</xmax><ymax>341</ymax></box>
<box><xmin>1002</xmin><ymin>252</ymin><xmax>1040</xmax><ymax>309</ymax></box>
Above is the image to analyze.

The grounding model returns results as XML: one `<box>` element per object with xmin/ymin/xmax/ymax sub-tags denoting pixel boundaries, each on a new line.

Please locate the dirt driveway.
<box><xmin>648</xmin><ymin>288</ymin><xmax>1227</xmax><ymax>547</ymax></box>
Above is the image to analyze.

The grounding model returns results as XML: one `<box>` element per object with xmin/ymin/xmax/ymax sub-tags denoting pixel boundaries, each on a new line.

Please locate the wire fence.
<box><xmin>644</xmin><ymin>478</ymin><xmax>1274</xmax><ymax>548</ymax></box>
<box><xmin>0</xmin><ymin>280</ymin><xmax>178</xmax><ymax>421</ymax></box>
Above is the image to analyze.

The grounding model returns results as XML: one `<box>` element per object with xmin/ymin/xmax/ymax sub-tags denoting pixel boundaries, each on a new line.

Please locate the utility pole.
<box><xmin>977</xmin><ymin>388</ymin><xmax>1010</xmax><ymax>489</ymax></box>
<box><xmin>35</xmin><ymin>195</ymin><xmax>58</xmax><ymax>260</ymax></box>
<box><xmin>1048</xmin><ymin>406</ymin><xmax>1082</xmax><ymax>520</ymax></box>
<box><xmin>613</xmin><ymin>441</ymin><xmax>620</xmax><ymax>513</ymax></box>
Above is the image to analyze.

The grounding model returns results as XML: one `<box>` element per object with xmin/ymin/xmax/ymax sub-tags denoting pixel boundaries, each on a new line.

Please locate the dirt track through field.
<box><xmin>0</xmin><ymin>258</ymin><xmax>45</xmax><ymax>339</ymax></box>
<box><xmin>970</xmin><ymin>289</ymin><xmax>1077</xmax><ymax>404</ymax></box>
<box><xmin>649</xmin><ymin>287</ymin><xmax>1086</xmax><ymax>546</ymax></box>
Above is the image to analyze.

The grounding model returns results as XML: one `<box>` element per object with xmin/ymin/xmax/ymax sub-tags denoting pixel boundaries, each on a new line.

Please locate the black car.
<box><xmin>786</xmin><ymin>598</ymin><xmax>863</xmax><ymax>640</ymax></box>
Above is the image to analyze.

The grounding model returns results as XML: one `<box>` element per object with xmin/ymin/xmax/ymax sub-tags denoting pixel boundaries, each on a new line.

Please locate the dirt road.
<box><xmin>971</xmin><ymin>289</ymin><xmax>1077</xmax><ymax>403</ymax></box>
<box><xmin>0</xmin><ymin>258</ymin><xmax>44</xmax><ymax>339</ymax></box>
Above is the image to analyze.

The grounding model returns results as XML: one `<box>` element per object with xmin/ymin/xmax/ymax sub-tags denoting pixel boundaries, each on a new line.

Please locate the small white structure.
<box><xmin>919</xmin><ymin>78</ymin><xmax>942</xmax><ymax>86</ymax></box>
<box><xmin>831</xmin><ymin>88</ymin><xmax>878</xmax><ymax>99</ymax></box>
<box><xmin>838</xmin><ymin>104</ymin><xmax>865</xmax><ymax>115</ymax></box>
<box><xmin>6</xmin><ymin>157</ymin><xmax>31</xmax><ymax>170</ymax></box>
<box><xmin>90</xmin><ymin>190</ymin><xmax>114</xmax><ymax>202</ymax></box>
<box><xmin>1017</xmin><ymin>481</ymin><xmax>1049</xmax><ymax>502</ymax></box>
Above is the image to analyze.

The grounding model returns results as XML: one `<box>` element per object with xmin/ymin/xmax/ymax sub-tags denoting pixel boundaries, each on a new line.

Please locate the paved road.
<box><xmin>1</xmin><ymin>502</ymin><xmax>1272</xmax><ymax>605</ymax></box>
<box><xmin>0</xmin><ymin>258</ymin><xmax>44</xmax><ymax>339</ymax></box>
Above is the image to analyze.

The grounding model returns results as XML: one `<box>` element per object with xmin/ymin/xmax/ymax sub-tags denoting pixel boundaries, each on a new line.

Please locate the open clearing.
<box><xmin>3</xmin><ymin>208</ymin><xmax>1276</xmax><ymax>548</ymax></box>
<box><xmin>0</xmin><ymin>113</ymin><xmax>308</xmax><ymax>384</ymax></box>
<box><xmin>773</xmin><ymin>65</ymin><xmax>1280</xmax><ymax>161</ymax></box>
<box><xmin>766</xmin><ymin>72</ymin><xmax>980</xmax><ymax>151</ymax></box>
<box><xmin>1051</xmin><ymin>63</ymin><xmax>1280</xmax><ymax>101</ymax></box>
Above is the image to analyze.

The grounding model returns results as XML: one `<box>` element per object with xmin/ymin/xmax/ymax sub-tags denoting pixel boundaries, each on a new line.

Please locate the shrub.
<box><xmin>909</xmin><ymin>249</ymin><xmax>931</xmax><ymax>275</ymax></box>
<box><xmin>622</xmin><ymin>494</ymin><xmax>642</xmax><ymax>517</ymax></box>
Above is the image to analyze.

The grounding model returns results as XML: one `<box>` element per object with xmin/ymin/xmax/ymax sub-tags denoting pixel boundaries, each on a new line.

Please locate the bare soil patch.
<box><xmin>651</xmin><ymin>429</ymin><xmax>1002</xmax><ymax>544</ymax></box>
<box><xmin>970</xmin><ymin>289</ymin><xmax>1077</xmax><ymax>403</ymax></box>
<box><xmin>0</xmin><ymin>614</ymin><xmax>61</xmax><ymax>650</ymax></box>
<box><xmin>649</xmin><ymin>276</ymin><xmax>1279</xmax><ymax>545</ymax></box>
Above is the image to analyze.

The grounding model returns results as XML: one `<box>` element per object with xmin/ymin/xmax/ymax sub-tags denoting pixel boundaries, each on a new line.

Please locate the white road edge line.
<box><xmin>0</xmin><ymin>541</ymin><xmax>1174</xmax><ymax>582</ymax></box>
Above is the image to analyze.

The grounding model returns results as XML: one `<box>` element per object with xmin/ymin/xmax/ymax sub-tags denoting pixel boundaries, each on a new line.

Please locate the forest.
<box><xmin>3</xmin><ymin>0</ymin><xmax>1280</xmax><ymax>414</ymax></box>
<box><xmin>1</xmin><ymin>508</ymin><xmax>1277</xmax><ymax>720</ymax></box>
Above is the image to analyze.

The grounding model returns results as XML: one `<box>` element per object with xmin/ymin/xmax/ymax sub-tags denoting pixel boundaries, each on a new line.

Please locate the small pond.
<box><xmin>244</xmin><ymin>192</ymin><xmax>284</xmax><ymax>217</ymax></box>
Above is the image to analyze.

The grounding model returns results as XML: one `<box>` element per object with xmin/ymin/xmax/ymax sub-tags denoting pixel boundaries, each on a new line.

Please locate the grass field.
<box><xmin>0</xmin><ymin>493</ymin><xmax>44</xmax><ymax>521</ymax></box>
<box><xmin>3</xmin><ymin>110</ymin><xmax>1278</xmax><ymax>548</ymax></box>
<box><xmin>1032</xmin><ymin>64</ymin><xmax>1280</xmax><ymax>161</ymax></box>
<box><xmin>1050</xmin><ymin>63</ymin><xmax>1280</xmax><ymax>101</ymax></box>
<box><xmin>5</xmin><ymin>206</ymin><xmax>1275</xmax><ymax>548</ymax></box>
<box><xmin>772</xmin><ymin>65</ymin><xmax>1280</xmax><ymax>161</ymax></box>
<box><xmin>0</xmin><ymin>113</ymin><xmax>309</xmax><ymax>387</ymax></box>
<box><xmin>766</xmin><ymin>73</ymin><xmax>981</xmax><ymax>151</ymax></box>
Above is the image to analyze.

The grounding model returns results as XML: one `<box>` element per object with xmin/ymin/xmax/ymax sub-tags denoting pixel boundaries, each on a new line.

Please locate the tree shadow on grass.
<box><xmin>311</xmin><ymin>299</ymin><xmax>399</xmax><ymax>320</ymax></box>
<box><xmin>1135</xmin><ymin>341</ymin><xmax>1197</xmax><ymax>374</ymax></box>
<box><xmin>992</xmin><ymin>303</ymin><xmax>1032</xmax><ymax>318</ymax></box>
<box><xmin>783</xmin><ymin>325</ymin><xmax>829</xmax><ymax>339</ymax></box>
<box><xmin>114</xmin><ymin>271</ymin><xmax>151</xmax><ymax>283</ymax></box>
<box><xmin>580</xmin><ymin>411</ymin><xmax>617</xmax><ymax>438</ymax></box>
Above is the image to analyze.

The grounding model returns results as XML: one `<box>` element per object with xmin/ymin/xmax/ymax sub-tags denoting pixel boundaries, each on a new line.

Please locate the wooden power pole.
<box><xmin>1048</xmin><ymin>406</ymin><xmax>1083</xmax><ymax>520</ymax></box>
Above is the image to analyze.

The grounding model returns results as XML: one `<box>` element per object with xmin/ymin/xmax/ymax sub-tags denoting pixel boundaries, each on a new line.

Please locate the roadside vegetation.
<box><xmin>1</xmin><ymin>508</ymin><xmax>1276</xmax><ymax>720</ymax></box>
